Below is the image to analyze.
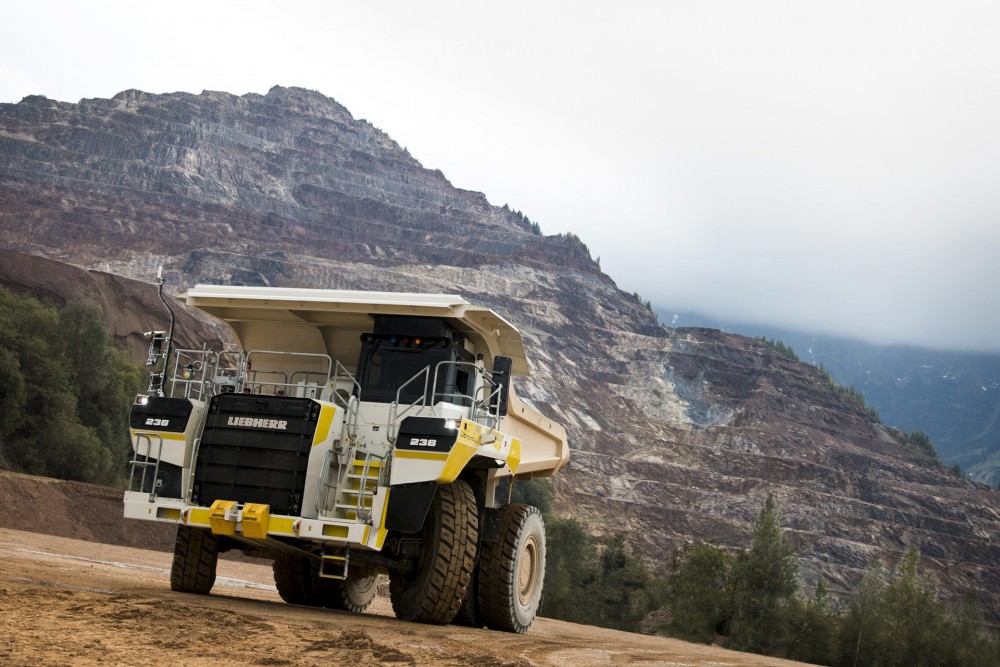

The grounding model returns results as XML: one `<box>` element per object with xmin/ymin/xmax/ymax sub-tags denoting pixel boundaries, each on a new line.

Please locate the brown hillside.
<box><xmin>0</xmin><ymin>469</ymin><xmax>174</xmax><ymax>549</ymax></box>
<box><xmin>0</xmin><ymin>247</ymin><xmax>226</xmax><ymax>361</ymax></box>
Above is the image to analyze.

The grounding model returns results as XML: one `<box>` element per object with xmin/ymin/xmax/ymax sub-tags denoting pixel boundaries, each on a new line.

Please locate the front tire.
<box><xmin>389</xmin><ymin>480</ymin><xmax>478</xmax><ymax>625</ymax></box>
<box><xmin>478</xmin><ymin>504</ymin><xmax>546</xmax><ymax>633</ymax></box>
<box><xmin>170</xmin><ymin>525</ymin><xmax>219</xmax><ymax>595</ymax></box>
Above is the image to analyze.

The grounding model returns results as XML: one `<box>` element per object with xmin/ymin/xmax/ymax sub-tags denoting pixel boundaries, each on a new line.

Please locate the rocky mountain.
<box><xmin>660</xmin><ymin>309</ymin><xmax>1000</xmax><ymax>487</ymax></box>
<box><xmin>2</xmin><ymin>86</ymin><xmax>999</xmax><ymax>622</ymax></box>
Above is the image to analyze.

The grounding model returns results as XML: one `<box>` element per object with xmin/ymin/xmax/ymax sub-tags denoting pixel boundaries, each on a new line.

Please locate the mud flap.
<box><xmin>384</xmin><ymin>481</ymin><xmax>437</xmax><ymax>533</ymax></box>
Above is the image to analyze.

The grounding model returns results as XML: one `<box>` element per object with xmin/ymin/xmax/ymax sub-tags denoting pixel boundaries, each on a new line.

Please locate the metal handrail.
<box><xmin>386</xmin><ymin>361</ymin><xmax>504</xmax><ymax>442</ymax></box>
<box><xmin>243</xmin><ymin>350</ymin><xmax>332</xmax><ymax>397</ymax></box>
<box><xmin>128</xmin><ymin>433</ymin><xmax>164</xmax><ymax>502</ymax></box>
<box><xmin>185</xmin><ymin>436</ymin><xmax>201</xmax><ymax>503</ymax></box>
<box><xmin>167</xmin><ymin>347</ymin><xmax>220</xmax><ymax>400</ymax></box>
<box><xmin>430</xmin><ymin>361</ymin><xmax>505</xmax><ymax>428</ymax></box>
<box><xmin>479</xmin><ymin>382</ymin><xmax>506</xmax><ymax>429</ymax></box>
<box><xmin>331</xmin><ymin>360</ymin><xmax>362</xmax><ymax>441</ymax></box>
<box><xmin>355</xmin><ymin>451</ymin><xmax>386</xmax><ymax>523</ymax></box>
<box><xmin>387</xmin><ymin>366</ymin><xmax>432</xmax><ymax>443</ymax></box>
<box><xmin>315</xmin><ymin>448</ymin><xmax>336</xmax><ymax>515</ymax></box>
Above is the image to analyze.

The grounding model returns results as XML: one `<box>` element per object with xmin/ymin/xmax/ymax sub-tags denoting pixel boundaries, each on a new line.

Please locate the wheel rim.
<box><xmin>517</xmin><ymin>534</ymin><xmax>539</xmax><ymax>605</ymax></box>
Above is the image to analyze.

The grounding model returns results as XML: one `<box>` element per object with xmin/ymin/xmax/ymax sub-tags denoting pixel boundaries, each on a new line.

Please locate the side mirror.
<box><xmin>490</xmin><ymin>356</ymin><xmax>512</xmax><ymax>417</ymax></box>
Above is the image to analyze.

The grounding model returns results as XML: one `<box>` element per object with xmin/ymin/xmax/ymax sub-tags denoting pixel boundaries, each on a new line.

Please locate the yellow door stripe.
<box><xmin>394</xmin><ymin>450</ymin><xmax>449</xmax><ymax>462</ymax></box>
<box><xmin>268</xmin><ymin>516</ymin><xmax>297</xmax><ymax>535</ymax></box>
<box><xmin>188</xmin><ymin>508</ymin><xmax>212</xmax><ymax>526</ymax></box>
<box><xmin>374</xmin><ymin>488</ymin><xmax>391</xmax><ymax>549</ymax></box>
<box><xmin>131</xmin><ymin>431</ymin><xmax>186</xmax><ymax>441</ymax></box>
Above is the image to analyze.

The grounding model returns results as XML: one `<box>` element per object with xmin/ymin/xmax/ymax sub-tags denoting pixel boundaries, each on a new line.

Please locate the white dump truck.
<box><xmin>124</xmin><ymin>284</ymin><xmax>568</xmax><ymax>632</ymax></box>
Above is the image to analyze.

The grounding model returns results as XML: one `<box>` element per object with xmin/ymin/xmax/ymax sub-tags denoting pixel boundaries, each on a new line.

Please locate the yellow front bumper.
<box><xmin>122</xmin><ymin>491</ymin><xmax>386</xmax><ymax>549</ymax></box>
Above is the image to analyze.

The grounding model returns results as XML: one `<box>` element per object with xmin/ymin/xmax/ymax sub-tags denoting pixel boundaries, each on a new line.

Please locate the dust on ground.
<box><xmin>0</xmin><ymin>471</ymin><xmax>811</xmax><ymax>666</ymax></box>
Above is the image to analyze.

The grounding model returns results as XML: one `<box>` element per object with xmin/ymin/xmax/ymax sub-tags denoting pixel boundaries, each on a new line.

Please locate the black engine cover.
<box><xmin>192</xmin><ymin>394</ymin><xmax>320</xmax><ymax>516</ymax></box>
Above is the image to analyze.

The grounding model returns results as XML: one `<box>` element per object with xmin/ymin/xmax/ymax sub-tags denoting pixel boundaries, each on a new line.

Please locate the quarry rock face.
<box><xmin>2</xmin><ymin>87</ymin><xmax>998</xmax><ymax>620</ymax></box>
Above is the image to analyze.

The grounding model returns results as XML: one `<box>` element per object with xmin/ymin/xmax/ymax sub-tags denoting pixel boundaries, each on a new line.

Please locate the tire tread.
<box><xmin>170</xmin><ymin>525</ymin><xmax>219</xmax><ymax>595</ymax></box>
<box><xmin>479</xmin><ymin>504</ymin><xmax>544</xmax><ymax>633</ymax></box>
<box><xmin>390</xmin><ymin>480</ymin><xmax>478</xmax><ymax>624</ymax></box>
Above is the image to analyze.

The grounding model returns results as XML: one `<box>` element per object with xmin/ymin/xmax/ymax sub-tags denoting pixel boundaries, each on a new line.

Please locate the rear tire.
<box><xmin>479</xmin><ymin>504</ymin><xmax>545</xmax><ymax>633</ymax></box>
<box><xmin>314</xmin><ymin>567</ymin><xmax>378</xmax><ymax>613</ymax></box>
<box><xmin>170</xmin><ymin>525</ymin><xmax>219</xmax><ymax>595</ymax></box>
<box><xmin>452</xmin><ymin>562</ymin><xmax>483</xmax><ymax>627</ymax></box>
<box><xmin>389</xmin><ymin>480</ymin><xmax>478</xmax><ymax>625</ymax></box>
<box><xmin>274</xmin><ymin>556</ymin><xmax>377</xmax><ymax>614</ymax></box>
<box><xmin>273</xmin><ymin>555</ymin><xmax>319</xmax><ymax>605</ymax></box>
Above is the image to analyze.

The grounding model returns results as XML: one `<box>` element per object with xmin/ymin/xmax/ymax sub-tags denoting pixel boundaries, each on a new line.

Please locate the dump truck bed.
<box><xmin>184</xmin><ymin>285</ymin><xmax>568</xmax><ymax>476</ymax></box>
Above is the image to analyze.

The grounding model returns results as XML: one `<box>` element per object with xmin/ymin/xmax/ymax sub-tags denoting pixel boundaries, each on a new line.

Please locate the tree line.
<box><xmin>0</xmin><ymin>288</ymin><xmax>141</xmax><ymax>485</ymax></box>
<box><xmin>513</xmin><ymin>479</ymin><xmax>998</xmax><ymax>666</ymax></box>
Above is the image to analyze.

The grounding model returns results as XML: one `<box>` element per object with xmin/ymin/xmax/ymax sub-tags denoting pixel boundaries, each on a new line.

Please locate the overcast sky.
<box><xmin>3</xmin><ymin>1</ymin><xmax>999</xmax><ymax>352</ymax></box>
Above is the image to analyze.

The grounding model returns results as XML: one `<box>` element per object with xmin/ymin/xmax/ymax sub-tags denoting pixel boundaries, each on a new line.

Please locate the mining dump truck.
<box><xmin>123</xmin><ymin>284</ymin><xmax>568</xmax><ymax>633</ymax></box>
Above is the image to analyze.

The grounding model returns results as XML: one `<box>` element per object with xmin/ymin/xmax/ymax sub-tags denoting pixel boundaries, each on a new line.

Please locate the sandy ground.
<box><xmin>0</xmin><ymin>527</ymin><xmax>814</xmax><ymax>667</ymax></box>
<box><xmin>0</xmin><ymin>473</ymin><xmax>812</xmax><ymax>666</ymax></box>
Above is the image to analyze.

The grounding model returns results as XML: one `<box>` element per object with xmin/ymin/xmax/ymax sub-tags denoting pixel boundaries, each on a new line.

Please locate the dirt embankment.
<box><xmin>0</xmin><ymin>471</ymin><xmax>811</xmax><ymax>666</ymax></box>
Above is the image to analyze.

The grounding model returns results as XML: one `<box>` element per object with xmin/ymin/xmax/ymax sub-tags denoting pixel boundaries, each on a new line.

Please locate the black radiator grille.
<box><xmin>192</xmin><ymin>394</ymin><xmax>320</xmax><ymax>516</ymax></box>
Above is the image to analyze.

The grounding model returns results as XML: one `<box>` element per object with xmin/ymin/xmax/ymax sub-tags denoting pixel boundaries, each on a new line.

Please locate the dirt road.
<box><xmin>0</xmin><ymin>527</ymin><xmax>813</xmax><ymax>667</ymax></box>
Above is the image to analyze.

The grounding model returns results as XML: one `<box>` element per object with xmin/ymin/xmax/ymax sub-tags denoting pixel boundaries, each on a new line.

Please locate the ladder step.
<box><xmin>319</xmin><ymin>552</ymin><xmax>348</xmax><ymax>580</ymax></box>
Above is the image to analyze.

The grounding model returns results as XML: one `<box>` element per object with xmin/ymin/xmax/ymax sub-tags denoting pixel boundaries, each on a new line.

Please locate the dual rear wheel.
<box><xmin>472</xmin><ymin>503</ymin><xmax>547</xmax><ymax>634</ymax></box>
<box><xmin>385</xmin><ymin>482</ymin><xmax>547</xmax><ymax>633</ymax></box>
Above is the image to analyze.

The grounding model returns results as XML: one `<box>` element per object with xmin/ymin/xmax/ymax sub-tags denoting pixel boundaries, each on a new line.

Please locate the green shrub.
<box><xmin>0</xmin><ymin>288</ymin><xmax>141</xmax><ymax>485</ymax></box>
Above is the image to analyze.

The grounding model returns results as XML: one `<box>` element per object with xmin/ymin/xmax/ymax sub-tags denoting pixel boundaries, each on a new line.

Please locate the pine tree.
<box><xmin>779</xmin><ymin>581</ymin><xmax>840</xmax><ymax>665</ymax></box>
<box><xmin>539</xmin><ymin>516</ymin><xmax>600</xmax><ymax>624</ymax></box>
<box><xmin>664</xmin><ymin>542</ymin><xmax>734</xmax><ymax>642</ymax></box>
<box><xmin>726</xmin><ymin>495</ymin><xmax>799</xmax><ymax>654</ymax></box>
<box><xmin>882</xmin><ymin>549</ymin><xmax>947</xmax><ymax>666</ymax></box>
<box><xmin>596</xmin><ymin>534</ymin><xmax>655</xmax><ymax>632</ymax></box>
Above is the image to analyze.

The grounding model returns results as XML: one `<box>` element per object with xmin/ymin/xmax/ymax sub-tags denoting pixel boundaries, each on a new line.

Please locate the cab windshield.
<box><xmin>356</xmin><ymin>335</ymin><xmax>472</xmax><ymax>405</ymax></box>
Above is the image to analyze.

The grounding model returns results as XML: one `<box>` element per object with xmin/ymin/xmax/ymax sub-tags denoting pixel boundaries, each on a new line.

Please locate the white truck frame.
<box><xmin>124</xmin><ymin>285</ymin><xmax>568</xmax><ymax>632</ymax></box>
